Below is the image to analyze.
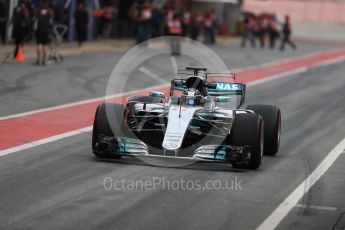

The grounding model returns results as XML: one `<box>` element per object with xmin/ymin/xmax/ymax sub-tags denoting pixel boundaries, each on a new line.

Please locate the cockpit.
<box><xmin>181</xmin><ymin>88</ymin><xmax>203</xmax><ymax>107</ymax></box>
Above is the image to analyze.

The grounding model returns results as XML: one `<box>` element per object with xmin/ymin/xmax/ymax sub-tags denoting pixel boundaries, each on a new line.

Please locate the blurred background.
<box><xmin>1</xmin><ymin>0</ymin><xmax>343</xmax><ymax>46</ymax></box>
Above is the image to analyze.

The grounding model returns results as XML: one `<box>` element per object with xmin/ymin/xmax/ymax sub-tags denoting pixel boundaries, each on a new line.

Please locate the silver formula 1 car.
<box><xmin>92</xmin><ymin>67</ymin><xmax>281</xmax><ymax>169</ymax></box>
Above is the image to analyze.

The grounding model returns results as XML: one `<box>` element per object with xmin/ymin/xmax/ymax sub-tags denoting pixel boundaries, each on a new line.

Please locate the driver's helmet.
<box><xmin>197</xmin><ymin>70</ymin><xmax>207</xmax><ymax>79</ymax></box>
<box><xmin>185</xmin><ymin>75</ymin><xmax>208</xmax><ymax>96</ymax></box>
<box><xmin>182</xmin><ymin>88</ymin><xmax>203</xmax><ymax>106</ymax></box>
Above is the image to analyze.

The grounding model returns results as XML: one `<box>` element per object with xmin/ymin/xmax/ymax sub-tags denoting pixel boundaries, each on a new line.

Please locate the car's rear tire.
<box><xmin>231</xmin><ymin>113</ymin><xmax>264</xmax><ymax>169</ymax></box>
<box><xmin>246</xmin><ymin>104</ymin><xmax>281</xmax><ymax>156</ymax></box>
<box><xmin>92</xmin><ymin>103</ymin><xmax>124</xmax><ymax>159</ymax></box>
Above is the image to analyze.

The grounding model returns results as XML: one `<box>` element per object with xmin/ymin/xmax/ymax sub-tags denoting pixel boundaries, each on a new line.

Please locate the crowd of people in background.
<box><xmin>4</xmin><ymin>0</ymin><xmax>220</xmax><ymax>63</ymax></box>
<box><xmin>7</xmin><ymin>0</ymin><xmax>219</xmax><ymax>45</ymax></box>
<box><xmin>0</xmin><ymin>0</ymin><xmax>299</xmax><ymax>65</ymax></box>
<box><xmin>241</xmin><ymin>13</ymin><xmax>296</xmax><ymax>51</ymax></box>
<box><xmin>128</xmin><ymin>0</ymin><xmax>217</xmax><ymax>45</ymax></box>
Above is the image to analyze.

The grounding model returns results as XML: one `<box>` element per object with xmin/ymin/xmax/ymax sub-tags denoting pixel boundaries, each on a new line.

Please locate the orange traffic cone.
<box><xmin>15</xmin><ymin>45</ymin><xmax>25</xmax><ymax>62</ymax></box>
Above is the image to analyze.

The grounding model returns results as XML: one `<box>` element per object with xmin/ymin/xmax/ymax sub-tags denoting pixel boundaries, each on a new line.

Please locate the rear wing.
<box><xmin>208</xmin><ymin>82</ymin><xmax>245</xmax><ymax>95</ymax></box>
<box><xmin>205</xmin><ymin>73</ymin><xmax>245</xmax><ymax>107</ymax></box>
<box><xmin>208</xmin><ymin>82</ymin><xmax>246</xmax><ymax>107</ymax></box>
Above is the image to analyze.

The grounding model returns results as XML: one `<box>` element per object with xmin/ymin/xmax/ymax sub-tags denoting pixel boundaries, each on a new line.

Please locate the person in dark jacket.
<box><xmin>209</xmin><ymin>9</ymin><xmax>217</xmax><ymax>44</ymax></box>
<box><xmin>132</xmin><ymin>0</ymin><xmax>152</xmax><ymax>44</ymax></box>
<box><xmin>268</xmin><ymin>18</ymin><xmax>279</xmax><ymax>49</ymax></box>
<box><xmin>280</xmin><ymin>15</ymin><xmax>296</xmax><ymax>51</ymax></box>
<box><xmin>12</xmin><ymin>2</ymin><xmax>29</xmax><ymax>58</ymax></box>
<box><xmin>203</xmin><ymin>10</ymin><xmax>215</xmax><ymax>44</ymax></box>
<box><xmin>34</xmin><ymin>1</ymin><xmax>53</xmax><ymax>65</ymax></box>
<box><xmin>241</xmin><ymin>15</ymin><xmax>256</xmax><ymax>48</ymax></box>
<box><xmin>190</xmin><ymin>12</ymin><xmax>203</xmax><ymax>40</ymax></box>
<box><xmin>151</xmin><ymin>4</ymin><xmax>163</xmax><ymax>38</ymax></box>
<box><xmin>0</xmin><ymin>0</ymin><xmax>7</xmax><ymax>44</ymax></box>
<box><xmin>74</xmin><ymin>2</ymin><xmax>88</xmax><ymax>47</ymax></box>
<box><xmin>257</xmin><ymin>17</ymin><xmax>269</xmax><ymax>48</ymax></box>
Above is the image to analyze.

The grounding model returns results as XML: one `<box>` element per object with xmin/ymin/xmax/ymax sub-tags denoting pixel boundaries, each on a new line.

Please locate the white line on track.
<box><xmin>235</xmin><ymin>46</ymin><xmax>345</xmax><ymax>72</ymax></box>
<box><xmin>0</xmin><ymin>83</ymin><xmax>169</xmax><ymax>121</ymax></box>
<box><xmin>247</xmin><ymin>68</ymin><xmax>307</xmax><ymax>88</ymax></box>
<box><xmin>0</xmin><ymin>126</ymin><xmax>92</xmax><ymax>157</ymax></box>
<box><xmin>256</xmin><ymin>138</ymin><xmax>345</xmax><ymax>230</ymax></box>
<box><xmin>248</xmin><ymin>51</ymin><xmax>345</xmax><ymax>88</ymax></box>
<box><xmin>294</xmin><ymin>204</ymin><xmax>338</xmax><ymax>211</ymax></box>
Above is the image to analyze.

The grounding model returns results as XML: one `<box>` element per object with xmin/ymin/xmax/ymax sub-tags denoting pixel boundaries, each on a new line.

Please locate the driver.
<box><xmin>183</xmin><ymin>88</ymin><xmax>203</xmax><ymax>106</ymax></box>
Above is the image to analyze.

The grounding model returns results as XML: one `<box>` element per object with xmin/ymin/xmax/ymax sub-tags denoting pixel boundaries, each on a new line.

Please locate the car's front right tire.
<box><xmin>231</xmin><ymin>113</ymin><xmax>264</xmax><ymax>169</ymax></box>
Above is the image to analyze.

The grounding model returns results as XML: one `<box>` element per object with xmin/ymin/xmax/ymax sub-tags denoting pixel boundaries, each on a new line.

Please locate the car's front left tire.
<box><xmin>92</xmin><ymin>103</ymin><xmax>124</xmax><ymax>159</ymax></box>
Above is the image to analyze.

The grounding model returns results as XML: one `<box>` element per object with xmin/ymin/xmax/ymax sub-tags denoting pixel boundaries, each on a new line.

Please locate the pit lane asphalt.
<box><xmin>1</xmin><ymin>42</ymin><xmax>345</xmax><ymax>230</ymax></box>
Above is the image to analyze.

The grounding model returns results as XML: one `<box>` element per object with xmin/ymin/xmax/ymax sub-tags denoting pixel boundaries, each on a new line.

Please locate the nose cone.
<box><xmin>162</xmin><ymin>141</ymin><xmax>179</xmax><ymax>150</ymax></box>
<box><xmin>162</xmin><ymin>105</ymin><xmax>198</xmax><ymax>151</ymax></box>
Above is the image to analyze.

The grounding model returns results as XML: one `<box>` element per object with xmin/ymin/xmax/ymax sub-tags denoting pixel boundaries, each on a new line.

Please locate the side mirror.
<box><xmin>216</xmin><ymin>96</ymin><xmax>231</xmax><ymax>103</ymax></box>
<box><xmin>206</xmin><ymin>83</ymin><xmax>217</xmax><ymax>89</ymax></box>
<box><xmin>172</xmin><ymin>79</ymin><xmax>185</xmax><ymax>87</ymax></box>
<box><xmin>150</xmin><ymin>91</ymin><xmax>165</xmax><ymax>98</ymax></box>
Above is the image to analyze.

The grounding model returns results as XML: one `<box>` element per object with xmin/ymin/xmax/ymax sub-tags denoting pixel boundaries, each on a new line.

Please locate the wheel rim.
<box><xmin>276</xmin><ymin>112</ymin><xmax>281</xmax><ymax>148</ymax></box>
<box><xmin>260</xmin><ymin>122</ymin><xmax>264</xmax><ymax>157</ymax></box>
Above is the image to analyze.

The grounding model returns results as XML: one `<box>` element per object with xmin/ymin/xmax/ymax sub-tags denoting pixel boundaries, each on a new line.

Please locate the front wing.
<box><xmin>94</xmin><ymin>136</ymin><xmax>251</xmax><ymax>164</ymax></box>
